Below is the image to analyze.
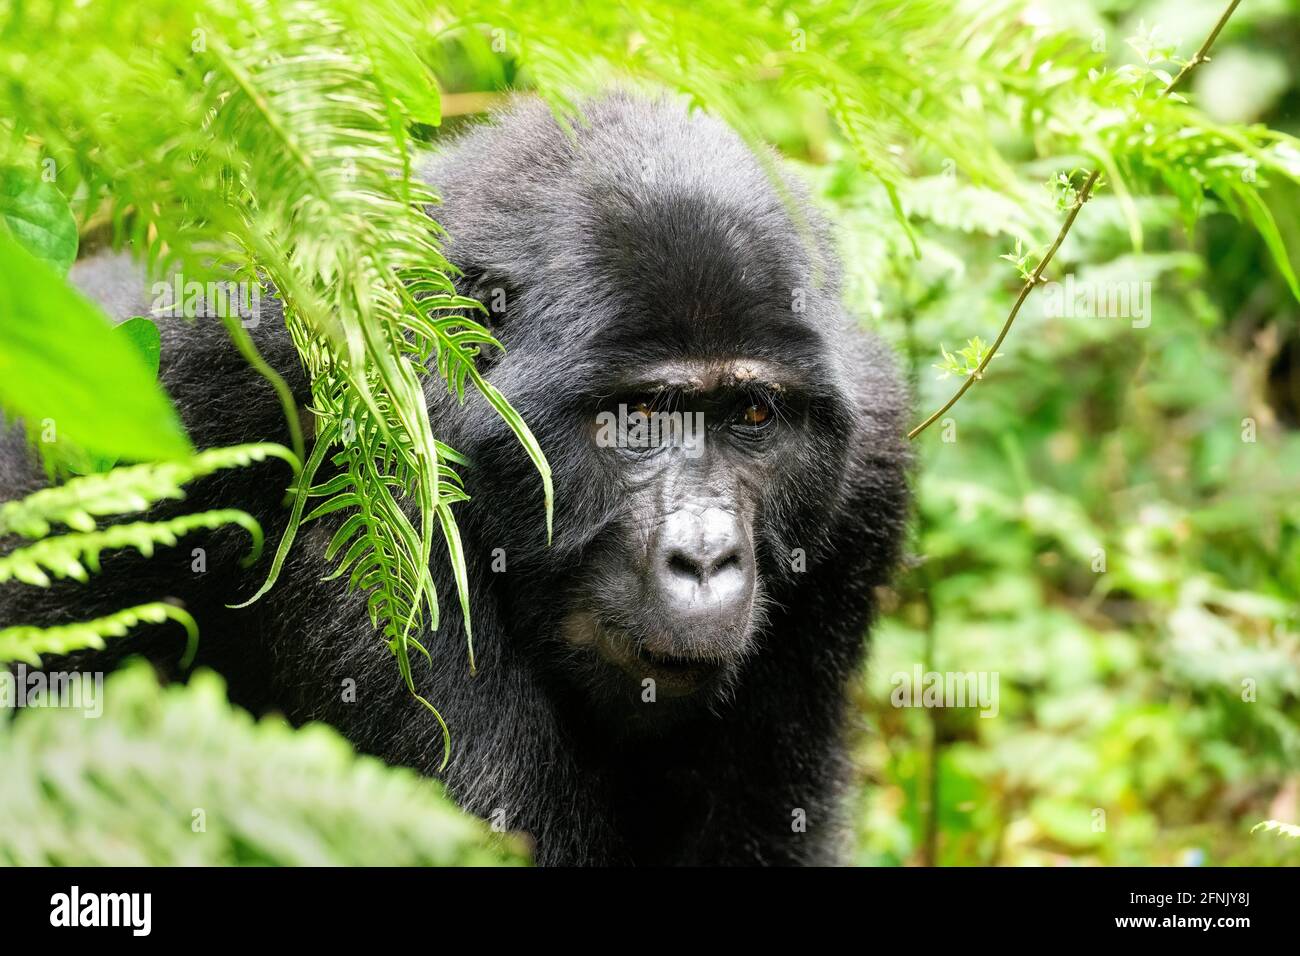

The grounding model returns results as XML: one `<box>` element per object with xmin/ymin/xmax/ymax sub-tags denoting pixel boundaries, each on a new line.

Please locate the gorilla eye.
<box><xmin>738</xmin><ymin>399</ymin><xmax>773</xmax><ymax>429</ymax></box>
<box><xmin>633</xmin><ymin>399</ymin><xmax>655</xmax><ymax>418</ymax></box>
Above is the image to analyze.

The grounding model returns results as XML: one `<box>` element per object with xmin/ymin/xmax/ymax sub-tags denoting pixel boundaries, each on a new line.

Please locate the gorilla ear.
<box><xmin>454</xmin><ymin>267</ymin><xmax>516</xmax><ymax>372</ymax></box>
<box><xmin>458</xmin><ymin>268</ymin><xmax>515</xmax><ymax>335</ymax></box>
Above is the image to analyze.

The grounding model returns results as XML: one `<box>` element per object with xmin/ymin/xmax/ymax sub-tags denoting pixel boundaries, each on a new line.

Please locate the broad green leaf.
<box><xmin>116</xmin><ymin>316</ymin><xmax>163</xmax><ymax>375</ymax></box>
<box><xmin>66</xmin><ymin>317</ymin><xmax>164</xmax><ymax>474</ymax></box>
<box><xmin>0</xmin><ymin>167</ymin><xmax>78</xmax><ymax>275</ymax></box>
<box><xmin>0</xmin><ymin>232</ymin><xmax>191</xmax><ymax>463</ymax></box>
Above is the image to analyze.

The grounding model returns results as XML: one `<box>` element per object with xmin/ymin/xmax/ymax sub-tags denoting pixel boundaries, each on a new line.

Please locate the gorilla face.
<box><xmin>563</xmin><ymin>350</ymin><xmax>850</xmax><ymax>705</ymax></box>
<box><xmin>569</xmin><ymin>360</ymin><xmax>787</xmax><ymax>697</ymax></box>
<box><xmin>530</xmin><ymin>228</ymin><xmax>861</xmax><ymax>721</ymax></box>
<box><xmin>426</xmin><ymin>96</ymin><xmax>871</xmax><ymax>724</ymax></box>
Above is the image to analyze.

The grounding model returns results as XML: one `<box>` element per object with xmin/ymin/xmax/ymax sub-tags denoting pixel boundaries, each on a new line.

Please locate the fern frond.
<box><xmin>0</xmin><ymin>602</ymin><xmax>198</xmax><ymax>667</ymax></box>
<box><xmin>0</xmin><ymin>662</ymin><xmax>528</xmax><ymax>865</ymax></box>
<box><xmin>0</xmin><ymin>0</ymin><xmax>555</xmax><ymax>723</ymax></box>
<box><xmin>0</xmin><ymin>443</ymin><xmax>298</xmax><ymax>539</ymax></box>
<box><xmin>1251</xmin><ymin>819</ymin><xmax>1300</xmax><ymax>840</ymax></box>
<box><xmin>0</xmin><ymin>510</ymin><xmax>263</xmax><ymax>587</ymax></box>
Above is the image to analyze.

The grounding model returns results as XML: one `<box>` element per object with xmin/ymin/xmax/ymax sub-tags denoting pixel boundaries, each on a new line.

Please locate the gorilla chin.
<box><xmin>563</xmin><ymin>592</ymin><xmax>758</xmax><ymax>704</ymax></box>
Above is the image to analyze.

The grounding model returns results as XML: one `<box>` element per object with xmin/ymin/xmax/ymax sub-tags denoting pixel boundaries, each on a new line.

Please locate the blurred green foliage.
<box><xmin>826</xmin><ymin>0</ymin><xmax>1300</xmax><ymax>866</ymax></box>
<box><xmin>0</xmin><ymin>662</ymin><xmax>527</xmax><ymax>865</ymax></box>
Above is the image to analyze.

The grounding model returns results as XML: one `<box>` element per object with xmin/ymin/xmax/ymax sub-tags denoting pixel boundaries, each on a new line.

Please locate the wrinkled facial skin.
<box><xmin>567</xmin><ymin>361</ymin><xmax>780</xmax><ymax>697</ymax></box>
<box><xmin>545</xmin><ymin>350</ymin><xmax>853</xmax><ymax>725</ymax></box>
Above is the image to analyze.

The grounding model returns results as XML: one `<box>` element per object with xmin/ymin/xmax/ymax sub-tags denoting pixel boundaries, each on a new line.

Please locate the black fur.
<box><xmin>0</xmin><ymin>95</ymin><xmax>910</xmax><ymax>865</ymax></box>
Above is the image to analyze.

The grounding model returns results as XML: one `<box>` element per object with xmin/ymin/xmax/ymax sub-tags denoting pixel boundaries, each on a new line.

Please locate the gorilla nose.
<box><xmin>654</xmin><ymin>508</ymin><xmax>753</xmax><ymax>625</ymax></box>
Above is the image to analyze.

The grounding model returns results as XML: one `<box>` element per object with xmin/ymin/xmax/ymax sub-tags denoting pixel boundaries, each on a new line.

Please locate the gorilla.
<box><xmin>0</xmin><ymin>95</ymin><xmax>910</xmax><ymax>865</ymax></box>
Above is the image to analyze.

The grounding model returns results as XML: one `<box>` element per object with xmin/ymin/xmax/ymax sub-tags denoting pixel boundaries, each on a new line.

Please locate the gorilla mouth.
<box><xmin>561</xmin><ymin>611</ymin><xmax>734</xmax><ymax>698</ymax></box>
<box><xmin>596</xmin><ymin>626</ymin><xmax>727</xmax><ymax>697</ymax></box>
<box><xmin>624</xmin><ymin>644</ymin><xmax>724</xmax><ymax>692</ymax></box>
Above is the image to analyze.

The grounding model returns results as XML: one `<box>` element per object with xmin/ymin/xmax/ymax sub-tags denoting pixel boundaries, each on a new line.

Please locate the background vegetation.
<box><xmin>834</xmin><ymin>0</ymin><xmax>1300</xmax><ymax>866</ymax></box>
<box><xmin>0</xmin><ymin>0</ymin><xmax>1297</xmax><ymax>865</ymax></box>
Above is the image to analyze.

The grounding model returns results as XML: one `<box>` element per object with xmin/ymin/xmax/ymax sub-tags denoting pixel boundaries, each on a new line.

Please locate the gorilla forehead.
<box><xmin>583</xmin><ymin>188</ymin><xmax>828</xmax><ymax>365</ymax></box>
<box><xmin>425</xmin><ymin>94</ymin><xmax>843</xmax><ymax>373</ymax></box>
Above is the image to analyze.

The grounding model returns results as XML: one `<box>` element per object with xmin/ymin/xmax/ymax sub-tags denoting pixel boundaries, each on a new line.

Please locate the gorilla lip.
<box><xmin>600</xmin><ymin>631</ymin><xmax>726</xmax><ymax>697</ymax></box>
<box><xmin>563</xmin><ymin>612</ymin><xmax>729</xmax><ymax>696</ymax></box>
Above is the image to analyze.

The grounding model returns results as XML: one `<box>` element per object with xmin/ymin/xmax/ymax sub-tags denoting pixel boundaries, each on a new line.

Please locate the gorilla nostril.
<box><xmin>654</xmin><ymin>509</ymin><xmax>753</xmax><ymax>620</ymax></box>
<box><xmin>666</xmin><ymin>548</ymin><xmax>741</xmax><ymax>584</ymax></box>
<box><xmin>713</xmin><ymin>552</ymin><xmax>741</xmax><ymax>574</ymax></box>
<box><xmin>667</xmin><ymin>551</ymin><xmax>703</xmax><ymax>582</ymax></box>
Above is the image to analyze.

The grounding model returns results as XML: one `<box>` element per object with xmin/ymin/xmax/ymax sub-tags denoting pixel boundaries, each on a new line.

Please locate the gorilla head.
<box><xmin>422</xmin><ymin>96</ymin><xmax>906</xmax><ymax>731</ymax></box>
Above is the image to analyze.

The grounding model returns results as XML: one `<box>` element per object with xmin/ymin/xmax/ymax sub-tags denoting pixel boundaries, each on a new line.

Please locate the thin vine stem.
<box><xmin>908</xmin><ymin>0</ymin><xmax>1243</xmax><ymax>440</ymax></box>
